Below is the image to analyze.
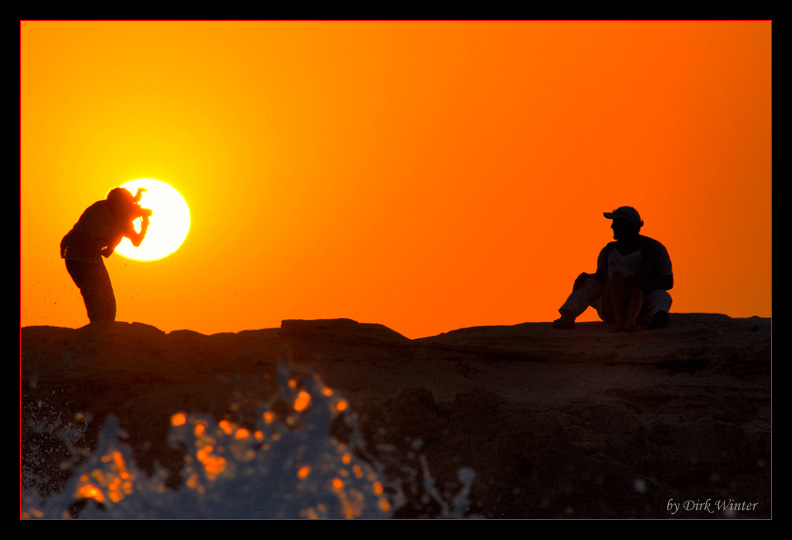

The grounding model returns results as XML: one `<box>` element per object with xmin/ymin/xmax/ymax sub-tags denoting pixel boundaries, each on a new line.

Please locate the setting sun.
<box><xmin>114</xmin><ymin>178</ymin><xmax>190</xmax><ymax>261</ymax></box>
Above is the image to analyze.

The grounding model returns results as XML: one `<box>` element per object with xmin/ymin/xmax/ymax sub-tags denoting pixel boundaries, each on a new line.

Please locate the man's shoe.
<box><xmin>552</xmin><ymin>313</ymin><xmax>576</xmax><ymax>329</ymax></box>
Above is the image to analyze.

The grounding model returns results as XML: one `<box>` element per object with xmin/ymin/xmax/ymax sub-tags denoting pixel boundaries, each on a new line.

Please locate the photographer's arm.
<box><xmin>103</xmin><ymin>217</ymin><xmax>149</xmax><ymax>256</ymax></box>
<box><xmin>126</xmin><ymin>216</ymin><xmax>150</xmax><ymax>248</ymax></box>
<box><xmin>101</xmin><ymin>233</ymin><xmax>122</xmax><ymax>258</ymax></box>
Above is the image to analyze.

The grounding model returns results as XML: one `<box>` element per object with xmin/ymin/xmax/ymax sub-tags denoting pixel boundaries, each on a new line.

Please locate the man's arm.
<box><xmin>636</xmin><ymin>238</ymin><xmax>673</xmax><ymax>292</ymax></box>
<box><xmin>125</xmin><ymin>216</ymin><xmax>150</xmax><ymax>248</ymax></box>
<box><xmin>101</xmin><ymin>217</ymin><xmax>149</xmax><ymax>257</ymax></box>
<box><xmin>101</xmin><ymin>233</ymin><xmax>123</xmax><ymax>258</ymax></box>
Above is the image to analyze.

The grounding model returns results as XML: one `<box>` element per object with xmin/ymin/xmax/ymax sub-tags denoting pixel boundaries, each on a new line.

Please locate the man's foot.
<box><xmin>552</xmin><ymin>310</ymin><xmax>576</xmax><ymax>329</ymax></box>
<box><xmin>648</xmin><ymin>310</ymin><xmax>670</xmax><ymax>330</ymax></box>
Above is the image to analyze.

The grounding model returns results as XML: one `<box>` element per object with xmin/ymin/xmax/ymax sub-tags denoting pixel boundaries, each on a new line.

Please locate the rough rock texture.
<box><xmin>20</xmin><ymin>313</ymin><xmax>772</xmax><ymax>518</ymax></box>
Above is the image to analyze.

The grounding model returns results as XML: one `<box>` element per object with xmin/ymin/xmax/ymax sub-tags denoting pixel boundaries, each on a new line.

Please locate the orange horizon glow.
<box><xmin>20</xmin><ymin>21</ymin><xmax>772</xmax><ymax>339</ymax></box>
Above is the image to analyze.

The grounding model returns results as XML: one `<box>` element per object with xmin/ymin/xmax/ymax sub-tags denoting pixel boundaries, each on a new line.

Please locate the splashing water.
<box><xmin>21</xmin><ymin>362</ymin><xmax>475</xmax><ymax>519</ymax></box>
<box><xmin>22</xmin><ymin>363</ymin><xmax>392</xmax><ymax>518</ymax></box>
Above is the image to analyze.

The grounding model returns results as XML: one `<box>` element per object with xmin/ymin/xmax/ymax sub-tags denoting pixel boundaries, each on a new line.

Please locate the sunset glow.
<box><xmin>20</xmin><ymin>21</ymin><xmax>772</xmax><ymax>338</ymax></box>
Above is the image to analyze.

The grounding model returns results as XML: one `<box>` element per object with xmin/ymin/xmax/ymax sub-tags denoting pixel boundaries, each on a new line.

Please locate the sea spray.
<box><xmin>21</xmin><ymin>362</ymin><xmax>476</xmax><ymax>519</ymax></box>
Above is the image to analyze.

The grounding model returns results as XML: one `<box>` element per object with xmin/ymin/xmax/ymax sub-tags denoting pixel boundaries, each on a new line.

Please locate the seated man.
<box><xmin>552</xmin><ymin>206</ymin><xmax>673</xmax><ymax>331</ymax></box>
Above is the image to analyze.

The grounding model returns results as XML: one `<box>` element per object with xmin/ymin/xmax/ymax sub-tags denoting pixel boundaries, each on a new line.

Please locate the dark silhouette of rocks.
<box><xmin>21</xmin><ymin>313</ymin><xmax>771</xmax><ymax>518</ymax></box>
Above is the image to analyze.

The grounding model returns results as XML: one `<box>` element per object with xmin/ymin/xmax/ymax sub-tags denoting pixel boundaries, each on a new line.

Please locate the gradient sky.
<box><xmin>20</xmin><ymin>20</ymin><xmax>772</xmax><ymax>339</ymax></box>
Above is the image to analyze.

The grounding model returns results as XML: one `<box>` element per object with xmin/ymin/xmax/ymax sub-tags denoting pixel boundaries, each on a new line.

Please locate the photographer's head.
<box><xmin>107</xmin><ymin>187</ymin><xmax>134</xmax><ymax>217</ymax></box>
<box><xmin>107</xmin><ymin>187</ymin><xmax>152</xmax><ymax>220</ymax></box>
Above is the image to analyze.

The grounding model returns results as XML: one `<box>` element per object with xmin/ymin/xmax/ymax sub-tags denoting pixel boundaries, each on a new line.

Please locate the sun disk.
<box><xmin>114</xmin><ymin>178</ymin><xmax>191</xmax><ymax>261</ymax></box>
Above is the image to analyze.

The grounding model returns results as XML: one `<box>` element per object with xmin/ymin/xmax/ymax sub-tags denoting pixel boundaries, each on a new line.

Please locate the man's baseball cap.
<box><xmin>604</xmin><ymin>206</ymin><xmax>643</xmax><ymax>227</ymax></box>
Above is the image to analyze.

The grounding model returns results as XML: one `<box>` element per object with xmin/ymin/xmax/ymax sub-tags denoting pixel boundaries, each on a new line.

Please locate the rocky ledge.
<box><xmin>20</xmin><ymin>313</ymin><xmax>772</xmax><ymax>518</ymax></box>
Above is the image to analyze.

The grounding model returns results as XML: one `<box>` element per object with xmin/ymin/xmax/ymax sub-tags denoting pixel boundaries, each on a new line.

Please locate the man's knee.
<box><xmin>646</xmin><ymin>289</ymin><xmax>673</xmax><ymax>314</ymax></box>
<box><xmin>572</xmin><ymin>272</ymin><xmax>588</xmax><ymax>291</ymax></box>
<box><xmin>573</xmin><ymin>273</ymin><xmax>602</xmax><ymax>292</ymax></box>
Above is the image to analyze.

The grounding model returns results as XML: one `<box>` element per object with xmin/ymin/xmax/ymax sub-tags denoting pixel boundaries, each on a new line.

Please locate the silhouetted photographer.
<box><xmin>61</xmin><ymin>187</ymin><xmax>152</xmax><ymax>323</ymax></box>
<box><xmin>552</xmin><ymin>206</ymin><xmax>673</xmax><ymax>331</ymax></box>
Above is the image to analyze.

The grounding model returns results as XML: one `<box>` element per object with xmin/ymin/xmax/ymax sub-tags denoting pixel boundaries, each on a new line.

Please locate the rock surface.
<box><xmin>20</xmin><ymin>313</ymin><xmax>772</xmax><ymax>518</ymax></box>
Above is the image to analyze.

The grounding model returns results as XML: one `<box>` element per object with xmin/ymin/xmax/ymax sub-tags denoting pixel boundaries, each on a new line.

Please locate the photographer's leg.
<box><xmin>93</xmin><ymin>261</ymin><xmax>116</xmax><ymax>322</ymax></box>
<box><xmin>67</xmin><ymin>260</ymin><xmax>116</xmax><ymax>322</ymax></box>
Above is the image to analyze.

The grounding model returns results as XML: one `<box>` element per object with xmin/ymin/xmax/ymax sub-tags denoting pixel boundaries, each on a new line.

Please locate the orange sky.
<box><xmin>20</xmin><ymin>21</ymin><xmax>772</xmax><ymax>339</ymax></box>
